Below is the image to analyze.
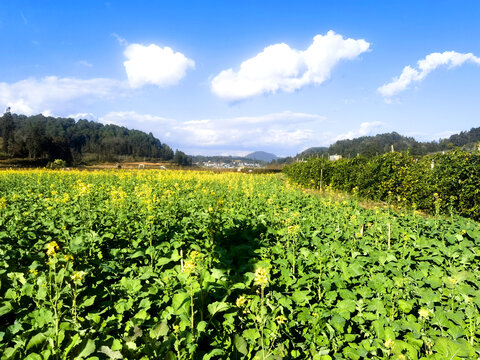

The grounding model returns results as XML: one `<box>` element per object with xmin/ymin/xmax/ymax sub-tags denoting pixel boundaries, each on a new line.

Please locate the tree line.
<box><xmin>0</xmin><ymin>112</ymin><xmax>191</xmax><ymax>165</ymax></box>
<box><xmin>298</xmin><ymin>129</ymin><xmax>480</xmax><ymax>159</ymax></box>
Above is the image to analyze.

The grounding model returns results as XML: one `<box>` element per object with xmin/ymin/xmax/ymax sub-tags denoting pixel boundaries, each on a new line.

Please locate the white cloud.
<box><xmin>335</xmin><ymin>121</ymin><xmax>385</xmax><ymax>141</ymax></box>
<box><xmin>67</xmin><ymin>112</ymin><xmax>98</xmax><ymax>121</ymax></box>
<box><xmin>76</xmin><ymin>60</ymin><xmax>93</xmax><ymax>67</ymax></box>
<box><xmin>99</xmin><ymin>111</ymin><xmax>176</xmax><ymax>128</ymax></box>
<box><xmin>123</xmin><ymin>44</ymin><xmax>195</xmax><ymax>88</ymax></box>
<box><xmin>112</xmin><ymin>33</ymin><xmax>128</xmax><ymax>47</ymax></box>
<box><xmin>378</xmin><ymin>51</ymin><xmax>480</xmax><ymax>99</ymax></box>
<box><xmin>211</xmin><ymin>30</ymin><xmax>370</xmax><ymax>101</ymax></box>
<box><xmin>0</xmin><ymin>76</ymin><xmax>125</xmax><ymax>115</ymax></box>
<box><xmin>99</xmin><ymin>110</ymin><xmax>326</xmax><ymax>156</ymax></box>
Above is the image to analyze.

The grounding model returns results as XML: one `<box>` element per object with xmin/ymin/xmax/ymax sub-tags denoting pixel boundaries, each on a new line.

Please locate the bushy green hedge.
<box><xmin>284</xmin><ymin>150</ymin><xmax>480</xmax><ymax>220</ymax></box>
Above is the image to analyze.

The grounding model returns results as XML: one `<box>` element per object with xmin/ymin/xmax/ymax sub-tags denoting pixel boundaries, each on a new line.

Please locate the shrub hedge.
<box><xmin>283</xmin><ymin>150</ymin><xmax>480</xmax><ymax>220</ymax></box>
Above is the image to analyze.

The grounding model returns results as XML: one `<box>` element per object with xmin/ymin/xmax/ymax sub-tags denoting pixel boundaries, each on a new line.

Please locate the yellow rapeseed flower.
<box><xmin>419</xmin><ymin>308</ymin><xmax>432</xmax><ymax>319</ymax></box>
<box><xmin>190</xmin><ymin>250</ymin><xmax>201</xmax><ymax>259</ymax></box>
<box><xmin>384</xmin><ymin>338</ymin><xmax>394</xmax><ymax>349</ymax></box>
<box><xmin>46</xmin><ymin>241</ymin><xmax>60</xmax><ymax>257</ymax></box>
<box><xmin>71</xmin><ymin>271</ymin><xmax>85</xmax><ymax>284</ymax></box>
<box><xmin>275</xmin><ymin>315</ymin><xmax>287</xmax><ymax>325</ymax></box>
<box><xmin>183</xmin><ymin>260</ymin><xmax>196</xmax><ymax>275</ymax></box>
<box><xmin>236</xmin><ymin>295</ymin><xmax>246</xmax><ymax>307</ymax></box>
<box><xmin>254</xmin><ymin>267</ymin><xmax>269</xmax><ymax>287</ymax></box>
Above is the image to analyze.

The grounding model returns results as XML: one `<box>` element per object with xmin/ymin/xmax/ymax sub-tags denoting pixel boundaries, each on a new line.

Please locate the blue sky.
<box><xmin>1</xmin><ymin>1</ymin><xmax>479</xmax><ymax>156</ymax></box>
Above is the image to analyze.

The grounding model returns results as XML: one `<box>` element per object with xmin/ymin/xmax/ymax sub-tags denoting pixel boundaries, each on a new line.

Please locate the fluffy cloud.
<box><xmin>99</xmin><ymin>110</ymin><xmax>326</xmax><ymax>155</ymax></box>
<box><xmin>0</xmin><ymin>76</ymin><xmax>125</xmax><ymax>115</ymax></box>
<box><xmin>334</xmin><ymin>121</ymin><xmax>385</xmax><ymax>141</ymax></box>
<box><xmin>67</xmin><ymin>112</ymin><xmax>98</xmax><ymax>121</ymax></box>
<box><xmin>123</xmin><ymin>44</ymin><xmax>195</xmax><ymax>88</ymax></box>
<box><xmin>211</xmin><ymin>31</ymin><xmax>370</xmax><ymax>101</ymax></box>
<box><xmin>378</xmin><ymin>51</ymin><xmax>480</xmax><ymax>98</ymax></box>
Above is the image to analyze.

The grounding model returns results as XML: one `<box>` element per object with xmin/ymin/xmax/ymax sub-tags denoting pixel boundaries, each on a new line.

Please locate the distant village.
<box><xmin>195</xmin><ymin>159</ymin><xmax>264</xmax><ymax>169</ymax></box>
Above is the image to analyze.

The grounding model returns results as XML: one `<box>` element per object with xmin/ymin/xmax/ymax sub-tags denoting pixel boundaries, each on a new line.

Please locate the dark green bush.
<box><xmin>284</xmin><ymin>150</ymin><xmax>480</xmax><ymax>220</ymax></box>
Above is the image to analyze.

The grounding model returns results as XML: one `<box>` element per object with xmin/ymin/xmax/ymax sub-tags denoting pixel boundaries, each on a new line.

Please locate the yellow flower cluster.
<box><xmin>254</xmin><ymin>267</ymin><xmax>269</xmax><ymax>287</ymax></box>
<box><xmin>71</xmin><ymin>271</ymin><xmax>85</xmax><ymax>284</ymax></box>
<box><xmin>190</xmin><ymin>250</ymin><xmax>201</xmax><ymax>260</ymax></box>
<box><xmin>64</xmin><ymin>254</ymin><xmax>74</xmax><ymax>262</ymax></box>
<box><xmin>76</xmin><ymin>180</ymin><xmax>93</xmax><ymax>197</ymax></box>
<box><xmin>46</xmin><ymin>241</ymin><xmax>60</xmax><ymax>257</ymax></box>
<box><xmin>287</xmin><ymin>224</ymin><xmax>300</xmax><ymax>236</ymax></box>
<box><xmin>449</xmin><ymin>277</ymin><xmax>457</xmax><ymax>285</ymax></box>
<box><xmin>183</xmin><ymin>260</ymin><xmax>196</xmax><ymax>275</ymax></box>
<box><xmin>236</xmin><ymin>295</ymin><xmax>247</xmax><ymax>307</ymax></box>
<box><xmin>29</xmin><ymin>269</ymin><xmax>39</xmax><ymax>276</ymax></box>
<box><xmin>384</xmin><ymin>338</ymin><xmax>394</xmax><ymax>349</ymax></box>
<box><xmin>419</xmin><ymin>308</ymin><xmax>433</xmax><ymax>319</ymax></box>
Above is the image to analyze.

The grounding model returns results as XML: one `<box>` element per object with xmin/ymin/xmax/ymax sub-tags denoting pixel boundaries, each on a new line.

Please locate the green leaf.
<box><xmin>172</xmin><ymin>292</ymin><xmax>190</xmax><ymax>315</ymax></box>
<box><xmin>63</xmin><ymin>333</ymin><xmax>81</xmax><ymax>360</ymax></box>
<box><xmin>434</xmin><ymin>337</ymin><xmax>475</xmax><ymax>358</ymax></box>
<box><xmin>74</xmin><ymin>339</ymin><xmax>96</xmax><ymax>360</ymax></box>
<box><xmin>26</xmin><ymin>332</ymin><xmax>47</xmax><ymax>350</ymax></box>
<box><xmin>149</xmin><ymin>322</ymin><xmax>168</xmax><ymax>339</ymax></box>
<box><xmin>397</xmin><ymin>299</ymin><xmax>413</xmax><ymax>314</ymax></box>
<box><xmin>197</xmin><ymin>321</ymin><xmax>207</xmax><ymax>333</ymax></box>
<box><xmin>0</xmin><ymin>302</ymin><xmax>13</xmax><ymax>316</ymax></box>
<box><xmin>99</xmin><ymin>346</ymin><xmax>123</xmax><ymax>360</ymax></box>
<box><xmin>1</xmin><ymin>347</ymin><xmax>16</xmax><ymax>360</ymax></box>
<box><xmin>243</xmin><ymin>328</ymin><xmax>260</xmax><ymax>342</ymax></box>
<box><xmin>111</xmin><ymin>339</ymin><xmax>122</xmax><ymax>352</ymax></box>
<box><xmin>7</xmin><ymin>321</ymin><xmax>22</xmax><ymax>335</ymax></box>
<box><xmin>330</xmin><ymin>314</ymin><xmax>345</xmax><ymax>332</ymax></box>
<box><xmin>207</xmin><ymin>301</ymin><xmax>230</xmax><ymax>316</ymax></box>
<box><xmin>129</xmin><ymin>250</ymin><xmax>144</xmax><ymax>259</ymax></box>
<box><xmin>81</xmin><ymin>295</ymin><xmax>96</xmax><ymax>307</ymax></box>
<box><xmin>292</xmin><ymin>290</ymin><xmax>312</xmax><ymax>305</ymax></box>
<box><xmin>203</xmin><ymin>349</ymin><xmax>225</xmax><ymax>359</ymax></box>
<box><xmin>156</xmin><ymin>257</ymin><xmax>172</xmax><ymax>266</ymax></box>
<box><xmin>391</xmin><ymin>340</ymin><xmax>417</xmax><ymax>359</ymax></box>
<box><xmin>234</xmin><ymin>334</ymin><xmax>248</xmax><ymax>355</ymax></box>
<box><xmin>23</xmin><ymin>354</ymin><xmax>42</xmax><ymax>360</ymax></box>
<box><xmin>133</xmin><ymin>309</ymin><xmax>149</xmax><ymax>321</ymax></box>
<box><xmin>337</xmin><ymin>299</ymin><xmax>356</xmax><ymax>313</ymax></box>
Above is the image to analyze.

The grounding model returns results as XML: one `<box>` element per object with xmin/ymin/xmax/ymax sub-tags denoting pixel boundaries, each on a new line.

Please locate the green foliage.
<box><xmin>284</xmin><ymin>150</ymin><xmax>480</xmax><ymax>220</ymax></box>
<box><xmin>298</xmin><ymin>127</ymin><xmax>480</xmax><ymax>159</ymax></box>
<box><xmin>0</xmin><ymin>113</ymin><xmax>174</xmax><ymax>163</ymax></box>
<box><xmin>0</xmin><ymin>169</ymin><xmax>480</xmax><ymax>359</ymax></box>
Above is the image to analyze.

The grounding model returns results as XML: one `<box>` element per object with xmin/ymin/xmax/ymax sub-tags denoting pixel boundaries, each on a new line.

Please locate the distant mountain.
<box><xmin>245</xmin><ymin>151</ymin><xmax>278</xmax><ymax>162</ymax></box>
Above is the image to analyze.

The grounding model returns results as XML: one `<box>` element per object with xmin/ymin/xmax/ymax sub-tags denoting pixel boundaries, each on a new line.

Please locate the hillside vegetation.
<box><xmin>0</xmin><ymin>112</ymin><xmax>175</xmax><ymax>164</ymax></box>
<box><xmin>299</xmin><ymin>128</ymin><xmax>480</xmax><ymax>159</ymax></box>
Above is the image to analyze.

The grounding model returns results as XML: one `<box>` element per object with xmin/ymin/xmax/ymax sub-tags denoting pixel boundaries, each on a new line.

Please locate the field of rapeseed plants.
<box><xmin>0</xmin><ymin>169</ymin><xmax>480</xmax><ymax>359</ymax></box>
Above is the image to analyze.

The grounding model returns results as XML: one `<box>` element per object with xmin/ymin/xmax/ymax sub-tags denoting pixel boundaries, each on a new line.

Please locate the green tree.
<box><xmin>0</xmin><ymin>108</ymin><xmax>15</xmax><ymax>155</ymax></box>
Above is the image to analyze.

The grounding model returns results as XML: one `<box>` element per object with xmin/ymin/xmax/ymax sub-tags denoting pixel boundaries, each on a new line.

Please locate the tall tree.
<box><xmin>0</xmin><ymin>108</ymin><xmax>15</xmax><ymax>154</ymax></box>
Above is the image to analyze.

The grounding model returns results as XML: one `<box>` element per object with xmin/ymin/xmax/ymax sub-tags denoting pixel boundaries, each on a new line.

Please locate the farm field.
<box><xmin>0</xmin><ymin>170</ymin><xmax>480</xmax><ymax>359</ymax></box>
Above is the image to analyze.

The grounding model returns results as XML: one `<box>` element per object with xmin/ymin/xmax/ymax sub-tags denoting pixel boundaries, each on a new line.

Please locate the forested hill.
<box><xmin>0</xmin><ymin>112</ymin><xmax>175</xmax><ymax>164</ymax></box>
<box><xmin>298</xmin><ymin>128</ymin><xmax>480</xmax><ymax>158</ymax></box>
